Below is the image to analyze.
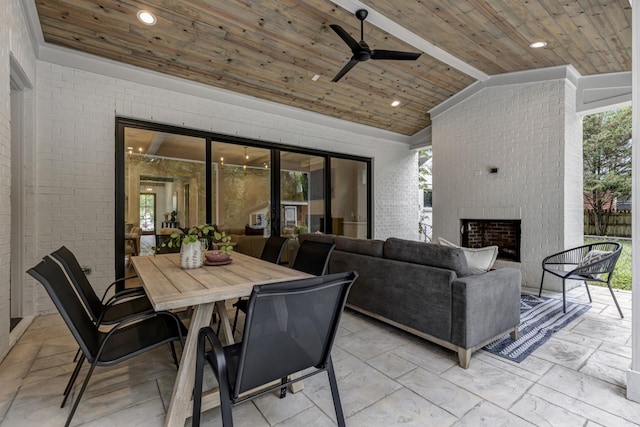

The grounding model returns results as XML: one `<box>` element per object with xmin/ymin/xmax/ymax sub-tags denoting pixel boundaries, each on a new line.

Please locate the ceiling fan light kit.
<box><xmin>330</xmin><ymin>9</ymin><xmax>421</xmax><ymax>82</ymax></box>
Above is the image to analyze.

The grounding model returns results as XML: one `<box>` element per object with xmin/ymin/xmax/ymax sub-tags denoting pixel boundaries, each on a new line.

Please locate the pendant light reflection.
<box><xmin>243</xmin><ymin>147</ymin><xmax>248</xmax><ymax>175</ymax></box>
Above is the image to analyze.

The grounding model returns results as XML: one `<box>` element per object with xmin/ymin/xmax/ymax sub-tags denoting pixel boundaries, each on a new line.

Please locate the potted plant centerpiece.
<box><xmin>157</xmin><ymin>225</ymin><xmax>233</xmax><ymax>269</ymax></box>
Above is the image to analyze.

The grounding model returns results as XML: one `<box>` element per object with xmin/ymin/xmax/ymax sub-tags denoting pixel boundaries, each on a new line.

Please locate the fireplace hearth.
<box><xmin>461</xmin><ymin>219</ymin><xmax>521</xmax><ymax>262</ymax></box>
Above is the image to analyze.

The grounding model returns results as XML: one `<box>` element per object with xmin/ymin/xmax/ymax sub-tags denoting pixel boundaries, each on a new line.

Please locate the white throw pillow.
<box><xmin>437</xmin><ymin>237</ymin><xmax>499</xmax><ymax>274</ymax></box>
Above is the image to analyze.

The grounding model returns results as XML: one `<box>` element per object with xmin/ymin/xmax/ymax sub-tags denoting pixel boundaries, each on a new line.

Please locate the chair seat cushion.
<box><xmin>545</xmin><ymin>267</ymin><xmax>602</xmax><ymax>283</ymax></box>
<box><xmin>96</xmin><ymin>315</ymin><xmax>187</xmax><ymax>365</ymax></box>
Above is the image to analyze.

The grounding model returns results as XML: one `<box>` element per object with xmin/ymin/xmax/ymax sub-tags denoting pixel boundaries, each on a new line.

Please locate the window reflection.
<box><xmin>124</xmin><ymin>129</ymin><xmax>206</xmax><ymax>255</ymax></box>
<box><xmin>331</xmin><ymin>158</ymin><xmax>369</xmax><ymax>238</ymax></box>
<box><xmin>280</xmin><ymin>152</ymin><xmax>325</xmax><ymax>237</ymax></box>
<box><xmin>211</xmin><ymin>143</ymin><xmax>271</xmax><ymax>236</ymax></box>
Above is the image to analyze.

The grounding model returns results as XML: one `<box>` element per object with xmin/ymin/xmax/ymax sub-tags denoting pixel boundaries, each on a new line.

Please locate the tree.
<box><xmin>583</xmin><ymin>107</ymin><xmax>632</xmax><ymax>236</ymax></box>
<box><xmin>418</xmin><ymin>148</ymin><xmax>432</xmax><ymax>193</ymax></box>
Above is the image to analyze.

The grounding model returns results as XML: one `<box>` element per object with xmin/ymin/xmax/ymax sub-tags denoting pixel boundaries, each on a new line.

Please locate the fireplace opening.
<box><xmin>461</xmin><ymin>219</ymin><xmax>521</xmax><ymax>262</ymax></box>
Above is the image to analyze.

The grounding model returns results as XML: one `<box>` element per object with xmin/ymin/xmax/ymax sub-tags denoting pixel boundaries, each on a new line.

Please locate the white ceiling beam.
<box><xmin>331</xmin><ymin>0</ymin><xmax>489</xmax><ymax>81</ymax></box>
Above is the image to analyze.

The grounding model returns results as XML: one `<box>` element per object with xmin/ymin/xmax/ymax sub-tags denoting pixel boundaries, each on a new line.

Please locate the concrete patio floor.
<box><xmin>0</xmin><ymin>284</ymin><xmax>637</xmax><ymax>426</ymax></box>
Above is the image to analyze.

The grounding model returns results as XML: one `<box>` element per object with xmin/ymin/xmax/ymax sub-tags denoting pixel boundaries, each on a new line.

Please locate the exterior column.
<box><xmin>627</xmin><ymin>0</ymin><xmax>640</xmax><ymax>403</ymax></box>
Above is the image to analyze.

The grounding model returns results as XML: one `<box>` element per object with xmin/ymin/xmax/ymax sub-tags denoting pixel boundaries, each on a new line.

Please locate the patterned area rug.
<box><xmin>483</xmin><ymin>293</ymin><xmax>591</xmax><ymax>363</ymax></box>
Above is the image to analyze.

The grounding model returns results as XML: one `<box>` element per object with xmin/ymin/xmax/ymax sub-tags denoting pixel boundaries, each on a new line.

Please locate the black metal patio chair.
<box><xmin>193</xmin><ymin>271</ymin><xmax>358</xmax><ymax>427</ymax></box>
<box><xmin>27</xmin><ymin>256</ymin><xmax>187</xmax><ymax>427</ymax></box>
<box><xmin>230</xmin><ymin>235</ymin><xmax>290</xmax><ymax>334</ymax></box>
<box><xmin>538</xmin><ymin>241</ymin><xmax>623</xmax><ymax>317</ymax></box>
<box><xmin>291</xmin><ymin>239</ymin><xmax>336</xmax><ymax>276</ymax></box>
<box><xmin>50</xmin><ymin>246</ymin><xmax>153</xmax><ymax>327</ymax></box>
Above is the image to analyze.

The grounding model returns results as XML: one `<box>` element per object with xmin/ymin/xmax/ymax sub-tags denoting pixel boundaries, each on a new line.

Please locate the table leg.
<box><xmin>216</xmin><ymin>300</ymin><xmax>235</xmax><ymax>345</ymax></box>
<box><xmin>164</xmin><ymin>302</ymin><xmax>215</xmax><ymax>427</ymax></box>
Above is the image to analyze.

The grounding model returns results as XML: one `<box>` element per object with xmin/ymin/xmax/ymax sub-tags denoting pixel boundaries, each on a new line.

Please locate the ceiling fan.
<box><xmin>329</xmin><ymin>9</ymin><xmax>421</xmax><ymax>82</ymax></box>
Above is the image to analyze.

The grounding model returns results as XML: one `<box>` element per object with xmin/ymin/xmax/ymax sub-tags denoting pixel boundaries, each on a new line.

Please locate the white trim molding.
<box><xmin>576</xmin><ymin>71</ymin><xmax>632</xmax><ymax>114</ymax></box>
<box><xmin>430</xmin><ymin>65</ymin><xmax>631</xmax><ymax>120</ymax></box>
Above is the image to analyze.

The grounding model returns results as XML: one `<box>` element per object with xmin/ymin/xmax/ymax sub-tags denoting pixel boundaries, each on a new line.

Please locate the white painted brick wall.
<box><xmin>432</xmin><ymin>79</ymin><xmax>583</xmax><ymax>289</ymax></box>
<box><xmin>0</xmin><ymin>0</ymin><xmax>38</xmax><ymax>361</ymax></box>
<box><xmin>34</xmin><ymin>62</ymin><xmax>418</xmax><ymax>313</ymax></box>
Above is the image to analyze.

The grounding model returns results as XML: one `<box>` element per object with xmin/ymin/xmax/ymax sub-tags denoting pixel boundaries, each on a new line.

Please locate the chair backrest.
<box><xmin>27</xmin><ymin>257</ymin><xmax>100</xmax><ymax>360</ymax></box>
<box><xmin>233</xmin><ymin>271</ymin><xmax>358</xmax><ymax>396</ymax></box>
<box><xmin>155</xmin><ymin>234</ymin><xmax>181</xmax><ymax>253</ymax></box>
<box><xmin>260</xmin><ymin>235</ymin><xmax>289</xmax><ymax>264</ymax></box>
<box><xmin>291</xmin><ymin>240</ymin><xmax>336</xmax><ymax>276</ymax></box>
<box><xmin>50</xmin><ymin>246</ymin><xmax>103</xmax><ymax>322</ymax></box>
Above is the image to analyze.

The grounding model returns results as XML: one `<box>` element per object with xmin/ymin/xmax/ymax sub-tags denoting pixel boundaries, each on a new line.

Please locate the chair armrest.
<box><xmin>100</xmin><ymin>277</ymin><xmax>143</xmax><ymax>304</ymax></box>
<box><xmin>199</xmin><ymin>327</ymin><xmax>230</xmax><ymax>388</ymax></box>
<box><xmin>451</xmin><ymin>268</ymin><xmax>521</xmax><ymax>348</ymax></box>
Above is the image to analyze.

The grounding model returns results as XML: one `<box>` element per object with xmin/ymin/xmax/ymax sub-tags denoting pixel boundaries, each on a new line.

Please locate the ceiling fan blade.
<box><xmin>332</xmin><ymin>57</ymin><xmax>360</xmax><ymax>82</ymax></box>
<box><xmin>370</xmin><ymin>50</ymin><xmax>421</xmax><ymax>61</ymax></box>
<box><xmin>329</xmin><ymin>24</ymin><xmax>361</xmax><ymax>53</ymax></box>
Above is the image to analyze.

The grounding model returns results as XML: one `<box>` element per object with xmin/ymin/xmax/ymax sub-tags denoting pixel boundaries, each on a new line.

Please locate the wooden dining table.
<box><xmin>131</xmin><ymin>251</ymin><xmax>313</xmax><ymax>427</ymax></box>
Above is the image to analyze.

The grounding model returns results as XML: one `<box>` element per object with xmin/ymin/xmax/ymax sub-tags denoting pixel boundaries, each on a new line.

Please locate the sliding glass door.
<box><xmin>116</xmin><ymin>118</ymin><xmax>371</xmax><ymax>280</ymax></box>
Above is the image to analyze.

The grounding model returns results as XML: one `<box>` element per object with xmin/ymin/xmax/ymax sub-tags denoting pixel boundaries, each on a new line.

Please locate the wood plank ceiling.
<box><xmin>34</xmin><ymin>0</ymin><xmax>632</xmax><ymax>136</ymax></box>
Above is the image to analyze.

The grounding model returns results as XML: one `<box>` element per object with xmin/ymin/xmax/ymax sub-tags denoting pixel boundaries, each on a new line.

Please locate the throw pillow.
<box><xmin>577</xmin><ymin>250</ymin><xmax>611</xmax><ymax>279</ymax></box>
<box><xmin>437</xmin><ymin>237</ymin><xmax>499</xmax><ymax>274</ymax></box>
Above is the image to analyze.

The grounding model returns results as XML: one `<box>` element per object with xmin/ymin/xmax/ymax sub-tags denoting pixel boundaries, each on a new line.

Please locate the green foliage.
<box><xmin>213</xmin><ymin>231</ymin><xmax>233</xmax><ymax>255</ymax></box>
<box><xmin>583</xmin><ymin>107</ymin><xmax>632</xmax><ymax>235</ymax></box>
<box><xmin>155</xmin><ymin>225</ymin><xmax>233</xmax><ymax>255</ymax></box>
<box><xmin>221</xmin><ymin>166</ymin><xmax>270</xmax><ymax>229</ymax></box>
<box><xmin>418</xmin><ymin>148</ymin><xmax>432</xmax><ymax>192</ymax></box>
<box><xmin>281</xmin><ymin>171</ymin><xmax>308</xmax><ymax>201</ymax></box>
<box><xmin>585</xmin><ymin>237</ymin><xmax>632</xmax><ymax>290</ymax></box>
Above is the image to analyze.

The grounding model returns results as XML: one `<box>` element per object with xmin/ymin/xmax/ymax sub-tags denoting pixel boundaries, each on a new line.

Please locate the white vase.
<box><xmin>180</xmin><ymin>241</ymin><xmax>203</xmax><ymax>269</ymax></box>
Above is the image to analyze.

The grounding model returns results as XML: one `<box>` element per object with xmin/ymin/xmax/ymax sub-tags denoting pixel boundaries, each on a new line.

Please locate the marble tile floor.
<box><xmin>0</xmin><ymin>284</ymin><xmax>638</xmax><ymax>426</ymax></box>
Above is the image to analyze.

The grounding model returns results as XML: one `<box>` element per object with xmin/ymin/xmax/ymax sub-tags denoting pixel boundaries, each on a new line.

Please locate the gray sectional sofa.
<box><xmin>293</xmin><ymin>233</ymin><xmax>521</xmax><ymax>368</ymax></box>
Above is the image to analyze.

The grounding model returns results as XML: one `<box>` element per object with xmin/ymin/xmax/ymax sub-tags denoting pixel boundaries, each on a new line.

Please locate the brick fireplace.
<box><xmin>461</xmin><ymin>219</ymin><xmax>521</xmax><ymax>262</ymax></box>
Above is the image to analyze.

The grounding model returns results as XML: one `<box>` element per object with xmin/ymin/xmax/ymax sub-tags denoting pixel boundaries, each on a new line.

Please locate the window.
<box><xmin>423</xmin><ymin>189</ymin><xmax>432</xmax><ymax>208</ymax></box>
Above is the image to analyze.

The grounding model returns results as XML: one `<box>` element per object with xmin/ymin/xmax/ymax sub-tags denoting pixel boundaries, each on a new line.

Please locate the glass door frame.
<box><xmin>115</xmin><ymin>117</ymin><xmax>372</xmax><ymax>280</ymax></box>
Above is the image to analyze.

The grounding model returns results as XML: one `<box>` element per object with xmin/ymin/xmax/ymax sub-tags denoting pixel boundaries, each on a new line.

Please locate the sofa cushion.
<box><xmin>437</xmin><ymin>237</ymin><xmax>498</xmax><ymax>274</ymax></box>
<box><xmin>383</xmin><ymin>238</ymin><xmax>469</xmax><ymax>277</ymax></box>
<box><xmin>334</xmin><ymin>236</ymin><xmax>384</xmax><ymax>258</ymax></box>
<box><xmin>298</xmin><ymin>233</ymin><xmax>336</xmax><ymax>244</ymax></box>
<box><xmin>244</xmin><ymin>225</ymin><xmax>264</xmax><ymax>236</ymax></box>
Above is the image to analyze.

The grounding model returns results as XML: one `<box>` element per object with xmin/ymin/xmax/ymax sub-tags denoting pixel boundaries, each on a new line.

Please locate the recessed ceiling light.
<box><xmin>529</xmin><ymin>41</ymin><xmax>547</xmax><ymax>49</ymax></box>
<box><xmin>137</xmin><ymin>10</ymin><xmax>157</xmax><ymax>25</ymax></box>
<box><xmin>391</xmin><ymin>100</ymin><xmax>401</xmax><ymax>107</ymax></box>
<box><xmin>312</xmin><ymin>74</ymin><xmax>320</xmax><ymax>81</ymax></box>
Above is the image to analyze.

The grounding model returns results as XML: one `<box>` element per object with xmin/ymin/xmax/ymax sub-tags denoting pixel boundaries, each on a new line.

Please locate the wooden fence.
<box><xmin>584</xmin><ymin>211</ymin><xmax>631</xmax><ymax>237</ymax></box>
